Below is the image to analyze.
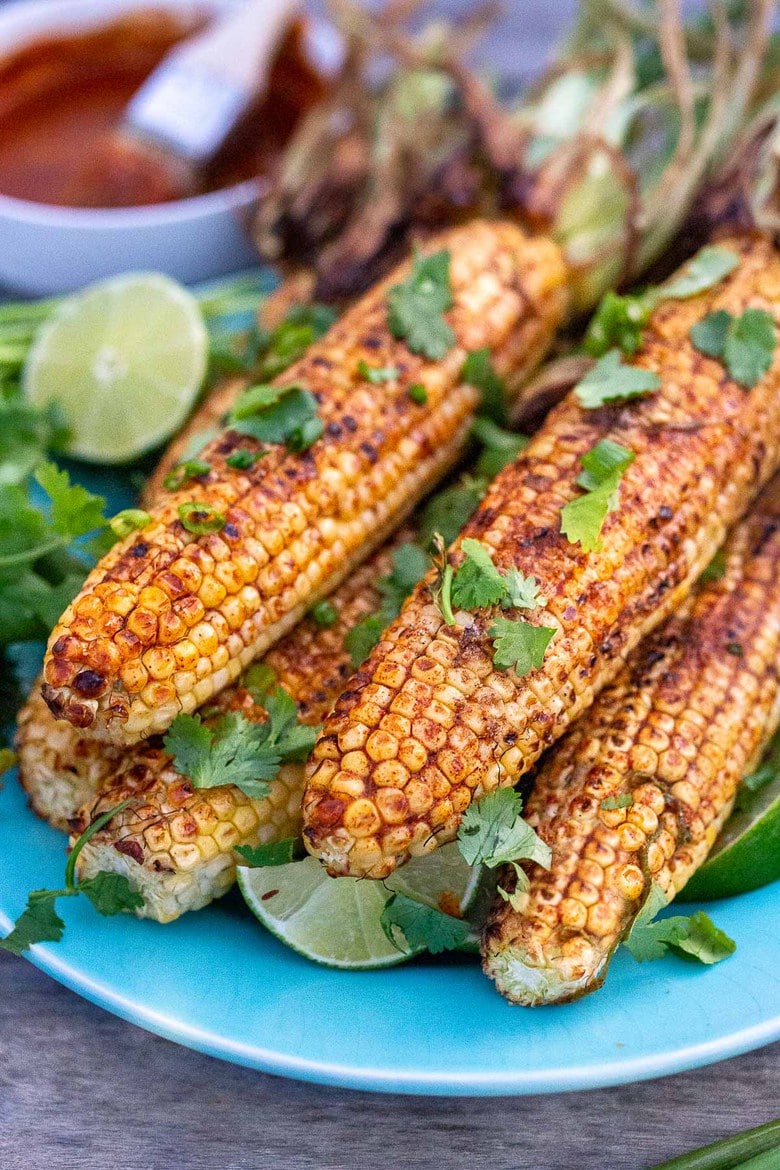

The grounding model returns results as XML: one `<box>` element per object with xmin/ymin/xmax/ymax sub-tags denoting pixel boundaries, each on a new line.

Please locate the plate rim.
<box><xmin>5</xmin><ymin>905</ymin><xmax>780</xmax><ymax>1096</ymax></box>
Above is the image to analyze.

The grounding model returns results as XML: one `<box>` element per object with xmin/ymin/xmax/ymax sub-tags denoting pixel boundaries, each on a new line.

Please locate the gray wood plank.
<box><xmin>1</xmin><ymin>953</ymin><xmax>778</xmax><ymax>1170</ymax></box>
<box><xmin>2</xmin><ymin>4</ymin><xmax>778</xmax><ymax>1169</ymax></box>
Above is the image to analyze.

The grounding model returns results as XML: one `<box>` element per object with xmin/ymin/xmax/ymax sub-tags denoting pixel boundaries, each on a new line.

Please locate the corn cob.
<box><xmin>41</xmin><ymin>221</ymin><xmax>568</xmax><ymax>744</ymax></box>
<box><xmin>302</xmin><ymin>232</ymin><xmax>780</xmax><ymax>879</ymax></box>
<box><xmin>69</xmin><ymin>545</ymin><xmax>404</xmax><ymax>922</ymax></box>
<box><xmin>482</xmin><ymin>476</ymin><xmax>780</xmax><ymax>1004</ymax></box>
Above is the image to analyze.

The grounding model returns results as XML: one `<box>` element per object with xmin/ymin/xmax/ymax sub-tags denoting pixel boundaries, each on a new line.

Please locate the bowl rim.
<box><xmin>0</xmin><ymin>0</ymin><xmax>265</xmax><ymax>226</ymax></box>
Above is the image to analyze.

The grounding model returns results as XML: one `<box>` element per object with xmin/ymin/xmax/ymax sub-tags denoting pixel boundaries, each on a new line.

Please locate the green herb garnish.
<box><xmin>109</xmin><ymin>509</ymin><xmax>151</xmax><ymax>539</ymax></box>
<box><xmin>380</xmin><ymin>893</ymin><xmax>474</xmax><ymax>955</ymax></box>
<box><xmin>163</xmin><ymin>688</ymin><xmax>317</xmax><ymax>799</ymax></box>
<box><xmin>690</xmin><ymin>307</ymin><xmax>776</xmax><ymax>389</ymax></box>
<box><xmin>700</xmin><ymin>548</ymin><xmax>727</xmax><ymax>583</ymax></box>
<box><xmin>624</xmin><ymin>883</ymin><xmax>735</xmax><ymax>965</ymax></box>
<box><xmin>163</xmin><ymin>458</ymin><xmax>212</xmax><ymax>491</ymax></box>
<box><xmin>357</xmin><ymin>360</ymin><xmax>399</xmax><ymax>384</ymax></box>
<box><xmin>309</xmin><ymin>599</ymin><xmax>339</xmax><ymax>628</ymax></box>
<box><xmin>601</xmin><ymin>793</ymin><xmax>633</xmax><ymax>811</ymax></box>
<box><xmin>228</xmin><ymin>382</ymin><xmax>322</xmax><ymax>452</ymax></box>
<box><xmin>560</xmin><ymin>438</ymin><xmax>635</xmax><ymax>552</ymax></box>
<box><xmin>462</xmin><ymin>348</ymin><xmax>507</xmax><ymax>423</ymax></box>
<box><xmin>345</xmin><ymin>543</ymin><xmax>429</xmax><ymax>667</ymax></box>
<box><xmin>408</xmin><ymin>383</ymin><xmax>428</xmax><ymax>404</ymax></box>
<box><xmin>0</xmin><ymin>799</ymin><xmax>143</xmax><ymax>955</ymax></box>
<box><xmin>387</xmin><ymin>249</ymin><xmax>455</xmax><ymax>360</ymax></box>
<box><xmin>471</xmin><ymin>417</ymin><xmax>529</xmax><ymax>479</ymax></box>
<box><xmin>177</xmin><ymin>501</ymin><xmax>226</xmax><ymax>535</ymax></box>
<box><xmin>574</xmin><ymin>350</ymin><xmax>661</xmax><ymax>408</ymax></box>
<box><xmin>585</xmin><ymin>247</ymin><xmax>739</xmax><ymax>358</ymax></box>
<box><xmin>226</xmin><ymin>448</ymin><xmax>263</xmax><ymax>471</ymax></box>
<box><xmin>234</xmin><ymin>837</ymin><xmax>299</xmax><ymax>868</ymax></box>
<box><xmin>488</xmin><ymin>617</ymin><xmax>556</xmax><ymax>675</ymax></box>
<box><xmin>457</xmin><ymin>787</ymin><xmax>551</xmax><ymax>908</ymax></box>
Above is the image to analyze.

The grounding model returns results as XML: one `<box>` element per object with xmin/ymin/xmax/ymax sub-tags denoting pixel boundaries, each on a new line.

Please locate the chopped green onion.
<box><xmin>177</xmin><ymin>502</ymin><xmax>226</xmax><ymax>535</ymax></box>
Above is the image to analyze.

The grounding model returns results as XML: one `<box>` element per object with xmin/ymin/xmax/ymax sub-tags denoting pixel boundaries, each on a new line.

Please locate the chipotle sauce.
<box><xmin>0</xmin><ymin>9</ymin><xmax>324</xmax><ymax>208</ymax></box>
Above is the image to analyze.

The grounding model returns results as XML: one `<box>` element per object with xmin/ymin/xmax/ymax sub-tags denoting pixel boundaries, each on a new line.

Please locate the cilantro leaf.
<box><xmin>700</xmin><ymin>548</ymin><xmax>727</xmax><ymax>584</ymax></box>
<box><xmin>35</xmin><ymin>462</ymin><xmax>107</xmax><ymax>540</ymax></box>
<box><xmin>584</xmin><ymin>291</ymin><xmax>653</xmax><ymax>358</ymax></box>
<box><xmin>661</xmin><ymin>246</ymin><xmax>739</xmax><ymax>300</ymax></box>
<box><xmin>163</xmin><ymin>713</ymin><xmax>213</xmax><ymax>783</ymax></box>
<box><xmin>234</xmin><ymin>837</ymin><xmax>298</xmax><ymax>867</ymax></box>
<box><xmin>584</xmin><ymin>250</ymin><xmax>738</xmax><ymax>359</ymax></box>
<box><xmin>488</xmin><ymin>617</ymin><xmax>556</xmax><ymax>675</ymax></box>
<box><xmin>471</xmin><ymin>417</ymin><xmax>529</xmax><ymax>479</ymax></box>
<box><xmin>164</xmin><ymin>712</ymin><xmax>275</xmax><ymax>797</ymax></box>
<box><xmin>451</xmin><ymin>539</ymin><xmax>507</xmax><ymax>610</ymax></box>
<box><xmin>357</xmin><ymin>360</ymin><xmax>399</xmax><ymax>384</ymax></box>
<box><xmin>724</xmin><ymin>309</ymin><xmax>776</xmax><ymax>389</ymax></box>
<box><xmin>0</xmin><ymin>398</ymin><xmax>68</xmax><ymax>487</ymax></box>
<box><xmin>228</xmin><ymin>384</ymin><xmax>323</xmax><ymax>451</ymax></box>
<box><xmin>0</xmin><ymin>888</ymin><xmax>66</xmax><ymax>955</ymax></box>
<box><xmin>689</xmin><ymin>309</ymin><xmax>732</xmax><ymax>357</ymax></box>
<box><xmin>457</xmin><ymin>788</ymin><xmax>551</xmax><ymax>879</ymax></box>
<box><xmin>163</xmin><ymin>692</ymin><xmax>317</xmax><ymax>797</ymax></box>
<box><xmin>601</xmin><ymin>793</ymin><xmax>633</xmax><ymax>810</ymax></box>
<box><xmin>418</xmin><ymin>478</ymin><xmax>485</xmax><ymax>548</ymax></box>
<box><xmin>345</xmin><ymin>613</ymin><xmax>389</xmax><ymax>669</ymax></box>
<box><xmin>690</xmin><ymin>308</ymin><xmax>776</xmax><ymax>389</ymax></box>
<box><xmin>387</xmin><ymin>249</ymin><xmax>455</xmax><ymax>360</ymax></box>
<box><xmin>560</xmin><ymin>439</ymin><xmax>634</xmax><ymax>552</ymax></box>
<box><xmin>345</xmin><ymin>543</ymin><xmax>429</xmax><ymax>667</ymax></box>
<box><xmin>574</xmin><ymin>350</ymin><xmax>661</xmax><ymax>408</ymax></box>
<box><xmin>380</xmin><ymin>893</ymin><xmax>474</xmax><ymax>955</ymax></box>
<box><xmin>255</xmin><ymin>303</ymin><xmax>337</xmax><ymax>381</ymax></box>
<box><xmin>502</xmin><ymin>570</ymin><xmax>544</xmax><ymax>610</ymax></box>
<box><xmin>79</xmin><ymin>872</ymin><xmax>144</xmax><ymax>916</ymax></box>
<box><xmin>462</xmin><ymin>348</ymin><xmax>507</xmax><ymax>423</ymax></box>
<box><xmin>624</xmin><ymin>883</ymin><xmax>735</xmax><ymax>964</ymax></box>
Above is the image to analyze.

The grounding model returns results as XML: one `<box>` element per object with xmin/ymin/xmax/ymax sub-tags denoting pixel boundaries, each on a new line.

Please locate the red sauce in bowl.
<box><xmin>0</xmin><ymin>8</ymin><xmax>325</xmax><ymax>208</ymax></box>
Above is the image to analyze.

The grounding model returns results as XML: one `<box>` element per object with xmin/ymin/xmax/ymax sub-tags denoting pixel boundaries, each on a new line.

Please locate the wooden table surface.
<box><xmin>2</xmin><ymin>4</ymin><xmax>778</xmax><ymax>1168</ymax></box>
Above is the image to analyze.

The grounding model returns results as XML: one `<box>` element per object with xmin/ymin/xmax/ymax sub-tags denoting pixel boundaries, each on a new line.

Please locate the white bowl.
<box><xmin>0</xmin><ymin>0</ymin><xmax>264</xmax><ymax>294</ymax></box>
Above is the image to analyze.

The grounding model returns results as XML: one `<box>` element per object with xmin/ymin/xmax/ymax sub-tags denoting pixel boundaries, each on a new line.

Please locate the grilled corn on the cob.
<box><xmin>303</xmin><ymin>232</ymin><xmax>780</xmax><ymax>879</ymax></box>
<box><xmin>482</xmin><ymin>476</ymin><xmax>780</xmax><ymax>1004</ymax></box>
<box><xmin>69</xmin><ymin>547</ymin><xmax>404</xmax><ymax>922</ymax></box>
<box><xmin>40</xmin><ymin>221</ymin><xmax>569</xmax><ymax>744</ymax></box>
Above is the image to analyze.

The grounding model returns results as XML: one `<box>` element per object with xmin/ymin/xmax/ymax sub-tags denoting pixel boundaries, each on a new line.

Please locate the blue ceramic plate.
<box><xmin>2</xmin><ymin>469</ymin><xmax>779</xmax><ymax>1095</ymax></box>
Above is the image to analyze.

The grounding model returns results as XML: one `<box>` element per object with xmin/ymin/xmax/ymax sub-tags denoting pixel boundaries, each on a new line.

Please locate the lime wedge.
<box><xmin>237</xmin><ymin>842</ymin><xmax>479</xmax><ymax>969</ymax></box>
<box><xmin>678</xmin><ymin>774</ymin><xmax>780</xmax><ymax>902</ymax></box>
<box><xmin>23</xmin><ymin>273</ymin><xmax>208</xmax><ymax>463</ymax></box>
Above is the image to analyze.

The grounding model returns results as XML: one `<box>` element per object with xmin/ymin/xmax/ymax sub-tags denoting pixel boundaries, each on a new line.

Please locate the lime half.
<box><xmin>679</xmin><ymin>775</ymin><xmax>780</xmax><ymax>902</ymax></box>
<box><xmin>237</xmin><ymin>843</ymin><xmax>479</xmax><ymax>970</ymax></box>
<box><xmin>23</xmin><ymin>273</ymin><xmax>208</xmax><ymax>463</ymax></box>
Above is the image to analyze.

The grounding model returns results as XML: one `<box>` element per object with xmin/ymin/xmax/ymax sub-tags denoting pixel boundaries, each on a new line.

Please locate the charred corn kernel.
<box><xmin>303</xmin><ymin>234</ymin><xmax>780</xmax><ymax>879</ymax></box>
<box><xmin>482</xmin><ymin>477</ymin><xmax>780</xmax><ymax>1005</ymax></box>
<box><xmin>19</xmin><ymin>543</ymin><xmax>405</xmax><ymax>920</ymax></box>
<box><xmin>42</xmin><ymin>222</ymin><xmax>569</xmax><ymax>744</ymax></box>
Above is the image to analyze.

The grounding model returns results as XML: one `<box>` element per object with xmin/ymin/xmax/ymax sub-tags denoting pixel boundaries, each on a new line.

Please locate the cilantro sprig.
<box><xmin>163</xmin><ymin>687</ymin><xmax>318</xmax><ymax>798</ymax></box>
<box><xmin>462</xmin><ymin>348</ymin><xmax>507</xmax><ymax>424</ymax></box>
<box><xmin>448</xmin><ymin>539</ymin><xmax>544</xmax><ymax>614</ymax></box>
<box><xmin>387</xmin><ymin>249</ymin><xmax>455</xmax><ymax>360</ymax></box>
<box><xmin>560</xmin><ymin>439</ymin><xmax>635</xmax><ymax>552</ymax></box>
<box><xmin>345</xmin><ymin>543</ymin><xmax>429</xmax><ymax>668</ymax></box>
<box><xmin>585</xmin><ymin>246</ymin><xmax>740</xmax><ymax>358</ymax></box>
<box><xmin>235</xmin><ymin>837</ymin><xmax>299</xmax><ymax>868</ymax></box>
<box><xmin>457</xmin><ymin>787</ymin><xmax>551</xmax><ymax>910</ymax></box>
<box><xmin>0</xmin><ymin>799</ymin><xmax>143</xmax><ymax>956</ymax></box>
<box><xmin>228</xmin><ymin>382</ymin><xmax>323</xmax><ymax>452</ymax></box>
<box><xmin>380</xmin><ymin>894</ymin><xmax>475</xmax><ymax>955</ymax></box>
<box><xmin>574</xmin><ymin>350</ymin><xmax>661</xmax><ymax>408</ymax></box>
<box><xmin>488</xmin><ymin>618</ymin><xmax>556</xmax><ymax>676</ymax></box>
<box><xmin>690</xmin><ymin>307</ymin><xmax>776</xmax><ymax>389</ymax></box>
<box><xmin>624</xmin><ymin>883</ymin><xmax>735</xmax><ymax>965</ymax></box>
